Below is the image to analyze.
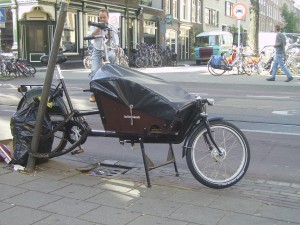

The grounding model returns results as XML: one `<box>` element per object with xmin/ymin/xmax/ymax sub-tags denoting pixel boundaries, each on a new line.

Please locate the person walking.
<box><xmin>266</xmin><ymin>25</ymin><xmax>293</xmax><ymax>82</ymax></box>
<box><xmin>89</xmin><ymin>8</ymin><xmax>120</xmax><ymax>102</ymax></box>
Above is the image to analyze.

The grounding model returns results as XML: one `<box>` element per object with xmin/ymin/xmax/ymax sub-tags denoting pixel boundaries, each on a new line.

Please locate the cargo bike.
<box><xmin>15</xmin><ymin>24</ymin><xmax>250</xmax><ymax>189</ymax></box>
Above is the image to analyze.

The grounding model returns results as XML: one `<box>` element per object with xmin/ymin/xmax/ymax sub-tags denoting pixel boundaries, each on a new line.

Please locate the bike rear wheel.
<box><xmin>186</xmin><ymin>120</ymin><xmax>250</xmax><ymax>189</ymax></box>
<box><xmin>242</xmin><ymin>56</ymin><xmax>255</xmax><ymax>75</ymax></box>
<box><xmin>207</xmin><ymin>62</ymin><xmax>226</xmax><ymax>76</ymax></box>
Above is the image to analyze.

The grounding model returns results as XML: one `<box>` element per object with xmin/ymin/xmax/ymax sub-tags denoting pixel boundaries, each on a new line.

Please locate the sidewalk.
<box><xmin>1</xmin><ymin>150</ymin><xmax>300</xmax><ymax>225</ymax></box>
<box><xmin>1</xmin><ymin>63</ymin><xmax>300</xmax><ymax>225</ymax></box>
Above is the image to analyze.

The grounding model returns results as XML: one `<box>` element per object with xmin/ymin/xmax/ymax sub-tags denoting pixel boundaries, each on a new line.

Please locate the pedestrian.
<box><xmin>266</xmin><ymin>25</ymin><xmax>293</xmax><ymax>82</ymax></box>
<box><xmin>89</xmin><ymin>8</ymin><xmax>120</xmax><ymax>102</ymax></box>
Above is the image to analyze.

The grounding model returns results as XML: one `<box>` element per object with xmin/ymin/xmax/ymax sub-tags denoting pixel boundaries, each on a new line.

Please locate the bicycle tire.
<box><xmin>152</xmin><ymin>54</ymin><xmax>162</xmax><ymax>67</ymax></box>
<box><xmin>135</xmin><ymin>56</ymin><xmax>147</xmax><ymax>68</ymax></box>
<box><xmin>186</xmin><ymin>120</ymin><xmax>250</xmax><ymax>189</ymax></box>
<box><xmin>242</xmin><ymin>56</ymin><xmax>255</xmax><ymax>75</ymax></box>
<box><xmin>207</xmin><ymin>61</ymin><xmax>226</xmax><ymax>76</ymax></box>
<box><xmin>15</xmin><ymin>63</ymin><xmax>28</xmax><ymax>77</ymax></box>
<box><xmin>25</xmin><ymin>64</ymin><xmax>36</xmax><ymax>77</ymax></box>
<box><xmin>83</xmin><ymin>56</ymin><xmax>92</xmax><ymax>69</ymax></box>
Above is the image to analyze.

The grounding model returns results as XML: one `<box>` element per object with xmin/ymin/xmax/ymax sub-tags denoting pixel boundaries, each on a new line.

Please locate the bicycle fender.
<box><xmin>182</xmin><ymin>117</ymin><xmax>223</xmax><ymax>158</ymax></box>
<box><xmin>17</xmin><ymin>87</ymin><xmax>68</xmax><ymax>115</ymax></box>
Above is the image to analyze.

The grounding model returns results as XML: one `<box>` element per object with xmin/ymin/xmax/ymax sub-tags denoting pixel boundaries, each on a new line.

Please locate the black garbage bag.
<box><xmin>10</xmin><ymin>99</ymin><xmax>54</xmax><ymax>166</ymax></box>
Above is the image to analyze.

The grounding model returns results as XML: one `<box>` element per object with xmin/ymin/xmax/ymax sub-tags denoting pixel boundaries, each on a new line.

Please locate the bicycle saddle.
<box><xmin>40</xmin><ymin>54</ymin><xmax>67</xmax><ymax>65</ymax></box>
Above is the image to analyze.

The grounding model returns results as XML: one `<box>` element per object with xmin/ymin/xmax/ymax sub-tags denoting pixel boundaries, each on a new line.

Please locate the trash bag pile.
<box><xmin>10</xmin><ymin>99</ymin><xmax>54</xmax><ymax>166</ymax></box>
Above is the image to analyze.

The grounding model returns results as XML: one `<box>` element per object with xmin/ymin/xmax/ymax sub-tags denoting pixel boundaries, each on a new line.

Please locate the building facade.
<box><xmin>259</xmin><ymin>0</ymin><xmax>296</xmax><ymax>32</ymax></box>
<box><xmin>0</xmin><ymin>0</ymin><xmax>298</xmax><ymax>65</ymax></box>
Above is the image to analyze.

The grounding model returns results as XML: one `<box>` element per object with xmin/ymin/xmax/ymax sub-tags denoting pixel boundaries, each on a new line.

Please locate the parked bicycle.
<box><xmin>15</xmin><ymin>21</ymin><xmax>250</xmax><ymax>189</ymax></box>
<box><xmin>208</xmin><ymin>47</ymin><xmax>254</xmax><ymax>76</ymax></box>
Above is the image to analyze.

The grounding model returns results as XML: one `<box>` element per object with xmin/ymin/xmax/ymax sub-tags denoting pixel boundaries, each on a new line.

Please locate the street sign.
<box><xmin>0</xmin><ymin>8</ymin><xmax>6</xmax><ymax>23</ymax></box>
<box><xmin>232</xmin><ymin>2</ymin><xmax>248</xmax><ymax>20</ymax></box>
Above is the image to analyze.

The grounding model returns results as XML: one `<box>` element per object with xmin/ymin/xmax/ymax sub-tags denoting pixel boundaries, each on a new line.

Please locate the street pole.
<box><xmin>238</xmin><ymin>19</ymin><xmax>241</xmax><ymax>50</ymax></box>
<box><xmin>26</xmin><ymin>0</ymin><xmax>69</xmax><ymax>171</ymax></box>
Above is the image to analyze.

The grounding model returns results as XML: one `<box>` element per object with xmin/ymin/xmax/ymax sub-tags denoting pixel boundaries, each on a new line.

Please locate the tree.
<box><xmin>248</xmin><ymin>0</ymin><xmax>259</xmax><ymax>54</ymax></box>
<box><xmin>281</xmin><ymin>3</ymin><xmax>298</xmax><ymax>33</ymax></box>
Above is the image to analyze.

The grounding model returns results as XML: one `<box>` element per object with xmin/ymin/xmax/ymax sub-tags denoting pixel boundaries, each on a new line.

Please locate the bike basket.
<box><xmin>209</xmin><ymin>55</ymin><xmax>223</xmax><ymax>68</ymax></box>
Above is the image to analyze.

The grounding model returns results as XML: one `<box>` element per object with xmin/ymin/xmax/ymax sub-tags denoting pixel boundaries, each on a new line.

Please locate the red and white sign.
<box><xmin>232</xmin><ymin>2</ymin><xmax>248</xmax><ymax>20</ymax></box>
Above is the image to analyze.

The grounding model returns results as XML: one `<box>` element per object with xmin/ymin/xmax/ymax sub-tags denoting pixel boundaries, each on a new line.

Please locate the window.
<box><xmin>62</xmin><ymin>12</ymin><xmax>77</xmax><ymax>53</ymax></box>
<box><xmin>166</xmin><ymin>0</ymin><xmax>171</xmax><ymax>14</ymax></box>
<box><xmin>144</xmin><ymin>20</ymin><xmax>157</xmax><ymax>44</ymax></box>
<box><xmin>205</xmin><ymin>8</ymin><xmax>218</xmax><ymax>26</ymax></box>
<box><xmin>192</xmin><ymin>0</ymin><xmax>196</xmax><ymax>22</ymax></box>
<box><xmin>173</xmin><ymin>0</ymin><xmax>178</xmax><ymax>19</ymax></box>
<box><xmin>225</xmin><ymin>1</ymin><xmax>234</xmax><ymax>17</ymax></box>
<box><xmin>197</xmin><ymin>0</ymin><xmax>202</xmax><ymax>23</ymax></box>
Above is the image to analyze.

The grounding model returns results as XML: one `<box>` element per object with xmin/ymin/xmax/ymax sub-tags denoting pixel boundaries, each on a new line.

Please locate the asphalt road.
<box><xmin>1</xmin><ymin>65</ymin><xmax>299</xmax><ymax>184</ymax></box>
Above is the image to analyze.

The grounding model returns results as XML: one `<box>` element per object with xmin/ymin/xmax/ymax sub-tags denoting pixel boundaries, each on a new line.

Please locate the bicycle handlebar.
<box><xmin>83</xmin><ymin>35</ymin><xmax>105</xmax><ymax>41</ymax></box>
<box><xmin>88</xmin><ymin>21</ymin><xmax>108</xmax><ymax>29</ymax></box>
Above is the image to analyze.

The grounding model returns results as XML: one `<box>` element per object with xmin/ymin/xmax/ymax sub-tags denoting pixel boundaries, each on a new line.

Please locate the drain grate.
<box><xmin>88</xmin><ymin>166</ymin><xmax>129</xmax><ymax>177</ymax></box>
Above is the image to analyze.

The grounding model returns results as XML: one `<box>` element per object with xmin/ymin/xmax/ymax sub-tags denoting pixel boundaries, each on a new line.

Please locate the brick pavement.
<box><xmin>0</xmin><ymin>154</ymin><xmax>300</xmax><ymax>225</ymax></box>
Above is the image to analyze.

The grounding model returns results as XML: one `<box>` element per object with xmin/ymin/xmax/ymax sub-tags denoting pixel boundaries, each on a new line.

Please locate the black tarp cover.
<box><xmin>90</xmin><ymin>64</ymin><xmax>196</xmax><ymax>120</ymax></box>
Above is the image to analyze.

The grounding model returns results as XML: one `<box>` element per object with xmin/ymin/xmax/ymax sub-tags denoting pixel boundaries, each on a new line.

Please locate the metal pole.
<box><xmin>26</xmin><ymin>0</ymin><xmax>69</xmax><ymax>171</ymax></box>
<box><xmin>238</xmin><ymin>19</ymin><xmax>241</xmax><ymax>50</ymax></box>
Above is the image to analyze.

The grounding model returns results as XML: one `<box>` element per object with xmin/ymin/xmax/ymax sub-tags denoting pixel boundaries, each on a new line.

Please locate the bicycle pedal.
<box><xmin>71</xmin><ymin>148</ymin><xmax>84</xmax><ymax>155</ymax></box>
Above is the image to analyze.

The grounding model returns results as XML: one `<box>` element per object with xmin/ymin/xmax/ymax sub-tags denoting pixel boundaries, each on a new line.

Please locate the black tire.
<box><xmin>17</xmin><ymin>89</ymin><xmax>68</xmax><ymax>153</ymax></box>
<box><xmin>135</xmin><ymin>56</ymin><xmax>148</xmax><ymax>68</ymax></box>
<box><xmin>207</xmin><ymin>62</ymin><xmax>226</xmax><ymax>76</ymax></box>
<box><xmin>186</xmin><ymin>120</ymin><xmax>250</xmax><ymax>189</ymax></box>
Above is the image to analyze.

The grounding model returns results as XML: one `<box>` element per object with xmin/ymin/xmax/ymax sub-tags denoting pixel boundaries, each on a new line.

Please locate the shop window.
<box><xmin>144</xmin><ymin>20</ymin><xmax>157</xmax><ymax>44</ymax></box>
<box><xmin>0</xmin><ymin>8</ymin><xmax>13</xmax><ymax>53</ymax></box>
<box><xmin>61</xmin><ymin>12</ymin><xmax>77</xmax><ymax>53</ymax></box>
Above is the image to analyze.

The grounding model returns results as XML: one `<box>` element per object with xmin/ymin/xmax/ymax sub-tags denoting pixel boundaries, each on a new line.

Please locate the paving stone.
<box><xmin>257</xmin><ymin>204</ymin><xmax>300</xmax><ymax>224</ymax></box>
<box><xmin>166</xmin><ymin>189</ymin><xmax>219</xmax><ymax>207</ymax></box>
<box><xmin>40</xmin><ymin>197</ymin><xmax>99</xmax><ymax>217</ymax></box>
<box><xmin>32</xmin><ymin>214</ymin><xmax>97</xmax><ymax>225</ymax></box>
<box><xmin>93</xmin><ymin>179</ymin><xmax>140</xmax><ymax>193</ymax></box>
<box><xmin>19</xmin><ymin>178</ymin><xmax>69</xmax><ymax>193</ymax></box>
<box><xmin>0</xmin><ymin>183</ymin><xmax>26</xmax><ymax>201</ymax></box>
<box><xmin>0</xmin><ymin>201</ymin><xmax>14</xmax><ymax>211</ymax></box>
<box><xmin>79</xmin><ymin>205</ymin><xmax>141</xmax><ymax>225</ymax></box>
<box><xmin>169</xmin><ymin>204</ymin><xmax>225</xmax><ymax>225</ymax></box>
<box><xmin>51</xmin><ymin>184</ymin><xmax>104</xmax><ymax>200</ymax></box>
<box><xmin>209</xmin><ymin>196</ymin><xmax>262</xmax><ymax>214</ymax></box>
<box><xmin>86</xmin><ymin>190</ymin><xmax>137</xmax><ymax>208</ymax></box>
<box><xmin>126</xmin><ymin>214</ymin><xmax>188</xmax><ymax>225</ymax></box>
<box><xmin>61</xmin><ymin>173</ymin><xmax>105</xmax><ymax>186</ymax></box>
<box><xmin>0</xmin><ymin>206</ymin><xmax>50</xmax><ymax>225</ymax></box>
<box><xmin>8</xmin><ymin>190</ymin><xmax>62</xmax><ymax>208</ymax></box>
<box><xmin>128</xmin><ymin>184</ymin><xmax>179</xmax><ymax>199</ymax></box>
<box><xmin>127</xmin><ymin>197</ymin><xmax>182</xmax><ymax>217</ymax></box>
<box><xmin>218</xmin><ymin>212</ymin><xmax>289</xmax><ymax>225</ymax></box>
<box><xmin>0</xmin><ymin>171</ymin><xmax>39</xmax><ymax>186</ymax></box>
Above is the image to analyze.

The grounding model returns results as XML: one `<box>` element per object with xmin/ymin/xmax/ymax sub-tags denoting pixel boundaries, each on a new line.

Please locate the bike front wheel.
<box><xmin>186</xmin><ymin>120</ymin><xmax>250</xmax><ymax>189</ymax></box>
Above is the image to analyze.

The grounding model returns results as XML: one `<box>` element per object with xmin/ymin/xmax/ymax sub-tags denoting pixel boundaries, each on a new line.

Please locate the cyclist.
<box><xmin>88</xmin><ymin>8</ymin><xmax>120</xmax><ymax>102</ymax></box>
